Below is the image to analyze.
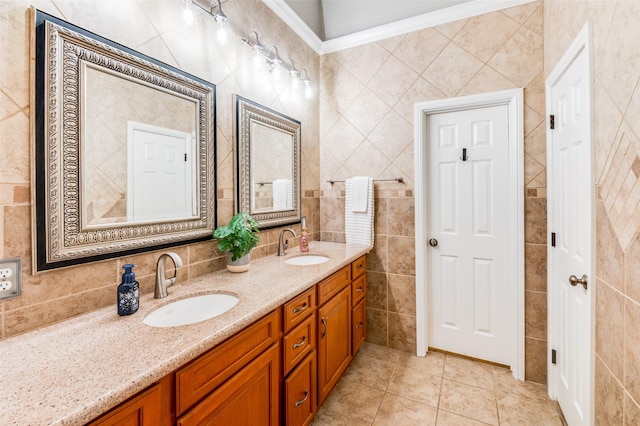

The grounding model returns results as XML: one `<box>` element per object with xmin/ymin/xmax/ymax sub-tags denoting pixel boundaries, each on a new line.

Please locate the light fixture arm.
<box><xmin>240</xmin><ymin>30</ymin><xmax>312</xmax><ymax>95</ymax></box>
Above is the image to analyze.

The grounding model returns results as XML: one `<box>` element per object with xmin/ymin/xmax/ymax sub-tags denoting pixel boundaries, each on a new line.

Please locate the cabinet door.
<box><xmin>352</xmin><ymin>298</ymin><xmax>366</xmax><ymax>355</ymax></box>
<box><xmin>317</xmin><ymin>286</ymin><xmax>352</xmax><ymax>406</ymax></box>
<box><xmin>177</xmin><ymin>344</ymin><xmax>280</xmax><ymax>426</ymax></box>
<box><xmin>88</xmin><ymin>383</ymin><xmax>163</xmax><ymax>426</ymax></box>
<box><xmin>284</xmin><ymin>352</ymin><xmax>317</xmax><ymax>426</ymax></box>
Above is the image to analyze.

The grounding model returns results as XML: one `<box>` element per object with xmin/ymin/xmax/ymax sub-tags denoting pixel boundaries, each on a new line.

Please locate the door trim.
<box><xmin>545</xmin><ymin>22</ymin><xmax>594</xmax><ymax>421</ymax></box>
<box><xmin>414</xmin><ymin>89</ymin><xmax>525</xmax><ymax>379</ymax></box>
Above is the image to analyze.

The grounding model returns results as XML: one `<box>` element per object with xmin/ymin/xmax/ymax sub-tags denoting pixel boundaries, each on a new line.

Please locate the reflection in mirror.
<box><xmin>83</xmin><ymin>64</ymin><xmax>199</xmax><ymax>226</ymax></box>
<box><xmin>250</xmin><ymin>121</ymin><xmax>294</xmax><ymax>213</ymax></box>
<box><xmin>33</xmin><ymin>10</ymin><xmax>216</xmax><ymax>271</ymax></box>
<box><xmin>235</xmin><ymin>95</ymin><xmax>301</xmax><ymax>228</ymax></box>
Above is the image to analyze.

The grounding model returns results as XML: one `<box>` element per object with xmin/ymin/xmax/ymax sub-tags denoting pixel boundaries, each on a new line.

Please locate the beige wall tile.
<box><xmin>453</xmin><ymin>11</ymin><xmax>520</xmax><ymax>63</ymax></box>
<box><xmin>388</xmin><ymin>312</ymin><xmax>416</xmax><ymax>352</ymax></box>
<box><xmin>387</xmin><ymin>236</ymin><xmax>415</xmax><ymax>276</ymax></box>
<box><xmin>423</xmin><ymin>43</ymin><xmax>483</xmax><ymax>97</ymax></box>
<box><xmin>488</xmin><ymin>26</ymin><xmax>543</xmax><ymax>88</ymax></box>
<box><xmin>366</xmin><ymin>307</ymin><xmax>388</xmax><ymax>346</ymax></box>
<box><xmin>525</xmin><ymin>337</ymin><xmax>546</xmax><ymax>384</ymax></box>
<box><xmin>595</xmin><ymin>356</ymin><xmax>624</xmax><ymax>425</ymax></box>
<box><xmin>368</xmin><ymin>56</ymin><xmax>419</xmax><ymax>107</ymax></box>
<box><xmin>525</xmin><ymin>244</ymin><xmax>547</xmax><ymax>292</ymax></box>
<box><xmin>387</xmin><ymin>274</ymin><xmax>415</xmax><ymax>316</ymax></box>
<box><xmin>525</xmin><ymin>290</ymin><xmax>547</xmax><ymax>340</ymax></box>
<box><xmin>625</xmin><ymin>298</ymin><xmax>640</xmax><ymax>402</ymax></box>
<box><xmin>596</xmin><ymin>279</ymin><xmax>625</xmax><ymax>380</ymax></box>
<box><xmin>392</xmin><ymin>28</ymin><xmax>449</xmax><ymax>75</ymax></box>
<box><xmin>624</xmin><ymin>392</ymin><xmax>640</xmax><ymax>425</ymax></box>
<box><xmin>597</xmin><ymin>201</ymin><xmax>624</xmax><ymax>291</ymax></box>
<box><xmin>524</xmin><ymin>197</ymin><xmax>547</xmax><ymax>244</ymax></box>
<box><xmin>366</xmin><ymin>271</ymin><xmax>388</xmax><ymax>311</ymax></box>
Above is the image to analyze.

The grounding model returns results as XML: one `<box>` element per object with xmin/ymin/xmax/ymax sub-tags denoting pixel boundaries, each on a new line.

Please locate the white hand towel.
<box><xmin>345</xmin><ymin>177</ymin><xmax>374</xmax><ymax>247</ymax></box>
<box><xmin>350</xmin><ymin>176</ymin><xmax>370</xmax><ymax>213</ymax></box>
<box><xmin>272</xmin><ymin>179</ymin><xmax>290</xmax><ymax>210</ymax></box>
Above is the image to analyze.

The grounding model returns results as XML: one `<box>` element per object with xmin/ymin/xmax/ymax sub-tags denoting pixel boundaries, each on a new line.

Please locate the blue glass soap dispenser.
<box><xmin>117</xmin><ymin>264</ymin><xmax>139</xmax><ymax>316</ymax></box>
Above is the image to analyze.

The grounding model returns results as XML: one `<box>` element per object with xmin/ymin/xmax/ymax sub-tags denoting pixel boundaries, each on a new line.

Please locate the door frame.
<box><xmin>414</xmin><ymin>89</ymin><xmax>525</xmax><ymax>380</ymax></box>
<box><xmin>545</xmin><ymin>22</ymin><xmax>594</xmax><ymax>420</ymax></box>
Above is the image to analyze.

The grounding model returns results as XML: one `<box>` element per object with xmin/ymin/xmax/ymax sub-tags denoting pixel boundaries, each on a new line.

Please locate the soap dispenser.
<box><xmin>117</xmin><ymin>264</ymin><xmax>139</xmax><ymax>316</ymax></box>
<box><xmin>299</xmin><ymin>216</ymin><xmax>309</xmax><ymax>253</ymax></box>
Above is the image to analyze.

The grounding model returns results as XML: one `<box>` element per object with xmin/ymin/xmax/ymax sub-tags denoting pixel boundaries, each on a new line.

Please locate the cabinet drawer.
<box><xmin>352</xmin><ymin>299</ymin><xmax>366</xmax><ymax>355</ymax></box>
<box><xmin>351</xmin><ymin>255</ymin><xmax>366</xmax><ymax>279</ymax></box>
<box><xmin>283</xmin><ymin>287</ymin><xmax>316</xmax><ymax>333</ymax></box>
<box><xmin>175</xmin><ymin>310</ymin><xmax>280</xmax><ymax>416</ymax></box>
<box><xmin>283</xmin><ymin>313</ymin><xmax>315</xmax><ymax>376</ymax></box>
<box><xmin>351</xmin><ymin>273</ymin><xmax>366</xmax><ymax>306</ymax></box>
<box><xmin>284</xmin><ymin>352</ymin><xmax>317</xmax><ymax>426</ymax></box>
<box><xmin>317</xmin><ymin>266</ymin><xmax>351</xmax><ymax>306</ymax></box>
<box><xmin>177</xmin><ymin>344</ymin><xmax>280</xmax><ymax>426</ymax></box>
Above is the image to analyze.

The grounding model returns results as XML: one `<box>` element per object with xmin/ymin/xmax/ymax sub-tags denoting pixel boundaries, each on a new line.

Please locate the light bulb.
<box><xmin>217</xmin><ymin>25</ymin><xmax>228</xmax><ymax>45</ymax></box>
<box><xmin>304</xmin><ymin>83</ymin><xmax>313</xmax><ymax>99</ymax></box>
<box><xmin>182</xmin><ymin>0</ymin><xmax>194</xmax><ymax>25</ymax></box>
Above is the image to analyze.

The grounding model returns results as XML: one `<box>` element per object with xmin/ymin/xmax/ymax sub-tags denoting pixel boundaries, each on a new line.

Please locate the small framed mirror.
<box><xmin>234</xmin><ymin>95</ymin><xmax>301</xmax><ymax>229</ymax></box>
<box><xmin>33</xmin><ymin>10</ymin><xmax>216</xmax><ymax>271</ymax></box>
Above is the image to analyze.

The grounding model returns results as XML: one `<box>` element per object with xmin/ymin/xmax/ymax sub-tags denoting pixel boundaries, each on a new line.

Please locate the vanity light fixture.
<box><xmin>184</xmin><ymin>0</ymin><xmax>229</xmax><ymax>45</ymax></box>
<box><xmin>241</xmin><ymin>30</ymin><xmax>313</xmax><ymax>98</ymax></box>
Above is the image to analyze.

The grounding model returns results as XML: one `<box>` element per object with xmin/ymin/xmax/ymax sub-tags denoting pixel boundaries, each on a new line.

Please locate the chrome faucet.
<box><xmin>154</xmin><ymin>252</ymin><xmax>183</xmax><ymax>299</ymax></box>
<box><xmin>278</xmin><ymin>228</ymin><xmax>297</xmax><ymax>256</ymax></box>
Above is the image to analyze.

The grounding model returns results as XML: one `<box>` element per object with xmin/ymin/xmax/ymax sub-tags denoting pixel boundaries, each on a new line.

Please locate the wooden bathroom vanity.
<box><xmin>89</xmin><ymin>255</ymin><xmax>367</xmax><ymax>425</ymax></box>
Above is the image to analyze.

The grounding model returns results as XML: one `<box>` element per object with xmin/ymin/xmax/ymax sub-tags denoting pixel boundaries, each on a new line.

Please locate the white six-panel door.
<box><xmin>127</xmin><ymin>121</ymin><xmax>193</xmax><ymax>222</ymax></box>
<box><xmin>547</xmin><ymin>23</ymin><xmax>593</xmax><ymax>425</ymax></box>
<box><xmin>427</xmin><ymin>105</ymin><xmax>511</xmax><ymax>364</ymax></box>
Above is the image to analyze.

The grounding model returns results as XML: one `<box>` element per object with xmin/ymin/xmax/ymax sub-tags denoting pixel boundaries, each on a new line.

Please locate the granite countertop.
<box><xmin>0</xmin><ymin>242</ymin><xmax>371</xmax><ymax>425</ymax></box>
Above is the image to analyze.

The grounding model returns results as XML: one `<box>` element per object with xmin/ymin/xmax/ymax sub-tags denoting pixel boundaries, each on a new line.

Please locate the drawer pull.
<box><xmin>292</xmin><ymin>303</ymin><xmax>308</xmax><ymax>314</ymax></box>
<box><xmin>292</xmin><ymin>335</ymin><xmax>307</xmax><ymax>350</ymax></box>
<box><xmin>321</xmin><ymin>317</ymin><xmax>327</xmax><ymax>338</ymax></box>
<box><xmin>355</xmin><ymin>287</ymin><xmax>363</xmax><ymax>293</ymax></box>
<box><xmin>294</xmin><ymin>390</ymin><xmax>309</xmax><ymax>408</ymax></box>
<box><xmin>356</xmin><ymin>264</ymin><xmax>363</xmax><ymax>270</ymax></box>
<box><xmin>355</xmin><ymin>322</ymin><xmax>363</xmax><ymax>329</ymax></box>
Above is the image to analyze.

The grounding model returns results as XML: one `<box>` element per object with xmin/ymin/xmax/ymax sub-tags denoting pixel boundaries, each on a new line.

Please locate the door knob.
<box><xmin>429</xmin><ymin>238</ymin><xmax>438</xmax><ymax>247</ymax></box>
<box><xmin>569</xmin><ymin>274</ymin><xmax>588</xmax><ymax>290</ymax></box>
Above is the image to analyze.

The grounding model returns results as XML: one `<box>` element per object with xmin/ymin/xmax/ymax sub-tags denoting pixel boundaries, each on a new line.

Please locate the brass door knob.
<box><xmin>429</xmin><ymin>238</ymin><xmax>438</xmax><ymax>247</ymax></box>
<box><xmin>569</xmin><ymin>274</ymin><xmax>588</xmax><ymax>290</ymax></box>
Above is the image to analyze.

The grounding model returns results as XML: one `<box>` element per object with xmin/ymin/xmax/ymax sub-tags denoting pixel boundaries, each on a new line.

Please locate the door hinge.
<box><xmin>551</xmin><ymin>232</ymin><xmax>556</xmax><ymax>247</ymax></box>
<box><xmin>184</xmin><ymin>153</ymin><xmax>187</xmax><ymax>162</ymax></box>
<box><xmin>552</xmin><ymin>349</ymin><xmax>557</xmax><ymax>364</ymax></box>
<box><xmin>549</xmin><ymin>115</ymin><xmax>555</xmax><ymax>129</ymax></box>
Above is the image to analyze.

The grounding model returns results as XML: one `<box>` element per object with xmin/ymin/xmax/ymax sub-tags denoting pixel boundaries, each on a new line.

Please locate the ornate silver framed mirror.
<box><xmin>33</xmin><ymin>9</ymin><xmax>216</xmax><ymax>271</ymax></box>
<box><xmin>234</xmin><ymin>95</ymin><xmax>301</xmax><ymax>229</ymax></box>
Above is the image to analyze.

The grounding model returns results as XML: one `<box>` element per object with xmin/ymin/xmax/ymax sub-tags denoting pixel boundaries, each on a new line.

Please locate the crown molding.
<box><xmin>262</xmin><ymin>0</ymin><xmax>324</xmax><ymax>53</ymax></box>
<box><xmin>263</xmin><ymin>0</ymin><xmax>538</xmax><ymax>55</ymax></box>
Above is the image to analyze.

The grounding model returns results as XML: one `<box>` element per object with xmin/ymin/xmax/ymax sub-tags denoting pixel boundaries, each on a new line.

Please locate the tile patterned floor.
<box><xmin>311</xmin><ymin>343</ymin><xmax>566</xmax><ymax>425</ymax></box>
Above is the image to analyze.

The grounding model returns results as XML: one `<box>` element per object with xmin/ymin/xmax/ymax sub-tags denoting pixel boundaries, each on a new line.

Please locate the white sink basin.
<box><xmin>285</xmin><ymin>255</ymin><xmax>330</xmax><ymax>266</ymax></box>
<box><xmin>143</xmin><ymin>294</ymin><xmax>239</xmax><ymax>327</ymax></box>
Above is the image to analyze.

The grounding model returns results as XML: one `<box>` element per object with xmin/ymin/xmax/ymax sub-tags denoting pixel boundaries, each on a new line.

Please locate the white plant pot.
<box><xmin>226</xmin><ymin>252</ymin><xmax>250</xmax><ymax>273</ymax></box>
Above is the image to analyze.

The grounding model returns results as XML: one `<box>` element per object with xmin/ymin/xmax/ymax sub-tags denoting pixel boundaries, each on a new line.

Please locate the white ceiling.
<box><xmin>284</xmin><ymin>0</ymin><xmax>472</xmax><ymax>40</ymax></box>
<box><xmin>263</xmin><ymin>0</ymin><xmax>537</xmax><ymax>53</ymax></box>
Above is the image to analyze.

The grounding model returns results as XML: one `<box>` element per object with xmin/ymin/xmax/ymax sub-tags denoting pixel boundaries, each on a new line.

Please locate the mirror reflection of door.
<box><xmin>250</xmin><ymin>121</ymin><xmax>294</xmax><ymax>213</ymax></box>
<box><xmin>127</xmin><ymin>121</ymin><xmax>195</xmax><ymax>223</ymax></box>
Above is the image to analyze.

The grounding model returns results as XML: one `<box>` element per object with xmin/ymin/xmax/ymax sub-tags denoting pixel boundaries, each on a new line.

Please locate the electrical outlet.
<box><xmin>0</xmin><ymin>258</ymin><xmax>21</xmax><ymax>300</ymax></box>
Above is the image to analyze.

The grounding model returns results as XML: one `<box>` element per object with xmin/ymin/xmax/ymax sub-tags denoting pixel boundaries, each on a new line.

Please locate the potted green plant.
<box><xmin>213</xmin><ymin>212</ymin><xmax>260</xmax><ymax>273</ymax></box>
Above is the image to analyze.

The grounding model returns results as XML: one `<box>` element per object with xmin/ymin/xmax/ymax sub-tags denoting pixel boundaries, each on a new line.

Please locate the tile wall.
<box><xmin>319</xmin><ymin>1</ymin><xmax>548</xmax><ymax>382</ymax></box>
<box><xmin>0</xmin><ymin>0</ymin><xmax>320</xmax><ymax>339</ymax></box>
<box><xmin>544</xmin><ymin>0</ymin><xmax>640</xmax><ymax>422</ymax></box>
